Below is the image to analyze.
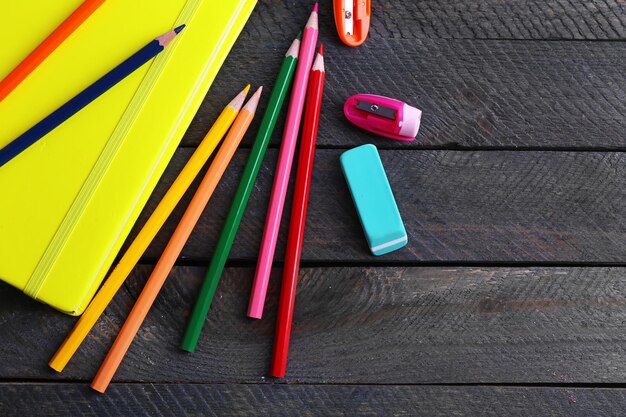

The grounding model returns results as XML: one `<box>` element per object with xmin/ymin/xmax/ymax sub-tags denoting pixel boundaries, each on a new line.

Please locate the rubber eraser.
<box><xmin>340</xmin><ymin>144</ymin><xmax>408</xmax><ymax>255</ymax></box>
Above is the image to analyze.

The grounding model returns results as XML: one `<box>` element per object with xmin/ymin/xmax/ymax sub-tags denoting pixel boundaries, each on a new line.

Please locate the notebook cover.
<box><xmin>0</xmin><ymin>0</ymin><xmax>256</xmax><ymax>315</ymax></box>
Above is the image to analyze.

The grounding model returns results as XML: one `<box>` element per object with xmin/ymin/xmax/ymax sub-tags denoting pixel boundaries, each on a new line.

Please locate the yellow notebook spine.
<box><xmin>24</xmin><ymin>0</ymin><xmax>205</xmax><ymax>299</ymax></box>
<box><xmin>32</xmin><ymin>0</ymin><xmax>258</xmax><ymax>314</ymax></box>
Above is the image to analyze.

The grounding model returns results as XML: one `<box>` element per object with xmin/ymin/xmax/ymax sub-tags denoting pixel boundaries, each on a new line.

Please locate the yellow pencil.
<box><xmin>49</xmin><ymin>85</ymin><xmax>250</xmax><ymax>372</ymax></box>
<box><xmin>91</xmin><ymin>86</ymin><xmax>262</xmax><ymax>393</ymax></box>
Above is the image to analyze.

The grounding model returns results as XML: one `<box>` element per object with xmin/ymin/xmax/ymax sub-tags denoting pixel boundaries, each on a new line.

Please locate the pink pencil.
<box><xmin>248</xmin><ymin>3</ymin><xmax>319</xmax><ymax>319</ymax></box>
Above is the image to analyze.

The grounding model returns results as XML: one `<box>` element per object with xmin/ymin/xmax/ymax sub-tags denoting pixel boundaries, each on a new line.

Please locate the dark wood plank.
<box><xmin>131</xmin><ymin>149</ymin><xmax>626</xmax><ymax>263</ymax></box>
<box><xmin>241</xmin><ymin>0</ymin><xmax>626</xmax><ymax>41</ymax></box>
<box><xmin>1</xmin><ymin>383</ymin><xmax>624</xmax><ymax>417</ymax></box>
<box><xmin>184</xmin><ymin>37</ymin><xmax>626</xmax><ymax>149</ymax></box>
<box><xmin>3</xmin><ymin>267</ymin><xmax>626</xmax><ymax>383</ymax></box>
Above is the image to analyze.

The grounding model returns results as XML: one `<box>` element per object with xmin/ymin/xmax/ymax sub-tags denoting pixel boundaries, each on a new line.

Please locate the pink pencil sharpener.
<box><xmin>344</xmin><ymin>94</ymin><xmax>421</xmax><ymax>141</ymax></box>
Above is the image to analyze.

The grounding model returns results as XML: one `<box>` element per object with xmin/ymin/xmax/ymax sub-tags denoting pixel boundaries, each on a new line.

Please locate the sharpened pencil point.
<box><xmin>318</xmin><ymin>43</ymin><xmax>323</xmax><ymax>55</ymax></box>
<box><xmin>312</xmin><ymin>48</ymin><xmax>325</xmax><ymax>72</ymax></box>
<box><xmin>243</xmin><ymin>87</ymin><xmax>263</xmax><ymax>113</ymax></box>
<box><xmin>228</xmin><ymin>85</ymin><xmax>251</xmax><ymax>111</ymax></box>
<box><xmin>157</xmin><ymin>26</ymin><xmax>183</xmax><ymax>47</ymax></box>
<box><xmin>306</xmin><ymin>4</ymin><xmax>319</xmax><ymax>29</ymax></box>
<box><xmin>313</xmin><ymin>2</ymin><xmax>318</xmax><ymax>13</ymax></box>
<box><xmin>286</xmin><ymin>37</ymin><xmax>301</xmax><ymax>58</ymax></box>
<box><xmin>297</xmin><ymin>31</ymin><xmax>302</xmax><ymax>40</ymax></box>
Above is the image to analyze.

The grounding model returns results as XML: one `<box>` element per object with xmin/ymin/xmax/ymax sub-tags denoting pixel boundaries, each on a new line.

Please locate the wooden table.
<box><xmin>2</xmin><ymin>1</ymin><xmax>626</xmax><ymax>415</ymax></box>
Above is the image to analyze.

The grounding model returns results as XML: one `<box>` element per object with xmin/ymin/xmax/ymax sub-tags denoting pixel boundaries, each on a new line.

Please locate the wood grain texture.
<box><xmin>126</xmin><ymin>149</ymin><xmax>626</xmax><ymax>263</ymax></box>
<box><xmin>241</xmin><ymin>1</ymin><xmax>626</xmax><ymax>41</ymax></box>
<box><xmin>184</xmin><ymin>37</ymin><xmax>626</xmax><ymax>149</ymax></box>
<box><xmin>1</xmin><ymin>383</ymin><xmax>625</xmax><ymax>417</ymax></box>
<box><xmin>2</xmin><ymin>267</ymin><xmax>626</xmax><ymax>384</ymax></box>
<box><xmin>2</xmin><ymin>1</ymin><xmax>625</xmax><ymax>414</ymax></box>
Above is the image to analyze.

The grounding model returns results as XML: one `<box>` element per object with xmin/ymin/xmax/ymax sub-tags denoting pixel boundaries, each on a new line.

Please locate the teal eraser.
<box><xmin>340</xmin><ymin>144</ymin><xmax>408</xmax><ymax>256</ymax></box>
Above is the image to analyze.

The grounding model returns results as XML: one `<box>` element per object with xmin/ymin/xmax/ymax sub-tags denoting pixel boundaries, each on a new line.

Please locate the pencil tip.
<box><xmin>306</xmin><ymin>4</ymin><xmax>319</xmax><ymax>29</ymax></box>
<box><xmin>319</xmin><ymin>43</ymin><xmax>323</xmax><ymax>55</ymax></box>
<box><xmin>228</xmin><ymin>85</ymin><xmax>250</xmax><ymax>110</ymax></box>
<box><xmin>312</xmin><ymin>48</ymin><xmax>325</xmax><ymax>72</ymax></box>
<box><xmin>243</xmin><ymin>87</ymin><xmax>263</xmax><ymax>113</ymax></box>
<box><xmin>313</xmin><ymin>2</ymin><xmax>318</xmax><ymax>13</ymax></box>
<box><xmin>297</xmin><ymin>31</ymin><xmax>302</xmax><ymax>40</ymax></box>
<box><xmin>157</xmin><ymin>25</ymin><xmax>185</xmax><ymax>46</ymax></box>
<box><xmin>286</xmin><ymin>37</ymin><xmax>301</xmax><ymax>57</ymax></box>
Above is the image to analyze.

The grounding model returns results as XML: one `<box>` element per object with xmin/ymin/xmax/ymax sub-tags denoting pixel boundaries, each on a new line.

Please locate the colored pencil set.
<box><xmin>0</xmin><ymin>1</ymin><xmax>326</xmax><ymax>393</ymax></box>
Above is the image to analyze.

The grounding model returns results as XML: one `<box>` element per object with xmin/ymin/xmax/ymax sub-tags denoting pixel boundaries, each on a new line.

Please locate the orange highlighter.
<box><xmin>333</xmin><ymin>0</ymin><xmax>371</xmax><ymax>47</ymax></box>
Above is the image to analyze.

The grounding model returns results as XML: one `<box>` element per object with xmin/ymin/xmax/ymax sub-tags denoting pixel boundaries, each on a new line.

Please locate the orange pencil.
<box><xmin>90</xmin><ymin>86</ymin><xmax>262</xmax><ymax>394</ymax></box>
<box><xmin>0</xmin><ymin>0</ymin><xmax>106</xmax><ymax>102</ymax></box>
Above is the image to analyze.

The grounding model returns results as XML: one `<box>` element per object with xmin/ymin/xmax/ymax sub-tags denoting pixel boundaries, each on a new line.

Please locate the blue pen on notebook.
<box><xmin>0</xmin><ymin>25</ymin><xmax>185</xmax><ymax>168</ymax></box>
<box><xmin>340</xmin><ymin>144</ymin><xmax>408</xmax><ymax>255</ymax></box>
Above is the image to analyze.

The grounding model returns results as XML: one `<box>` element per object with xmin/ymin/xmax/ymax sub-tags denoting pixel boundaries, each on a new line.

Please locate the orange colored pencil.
<box><xmin>90</xmin><ymin>86</ymin><xmax>262</xmax><ymax>394</ymax></box>
<box><xmin>0</xmin><ymin>0</ymin><xmax>106</xmax><ymax>102</ymax></box>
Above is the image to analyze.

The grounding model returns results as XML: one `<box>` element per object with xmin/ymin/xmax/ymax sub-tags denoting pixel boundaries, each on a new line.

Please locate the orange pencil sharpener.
<box><xmin>333</xmin><ymin>0</ymin><xmax>371</xmax><ymax>47</ymax></box>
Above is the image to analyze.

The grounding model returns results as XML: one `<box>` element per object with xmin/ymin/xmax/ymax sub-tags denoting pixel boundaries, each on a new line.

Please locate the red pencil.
<box><xmin>270</xmin><ymin>44</ymin><xmax>325</xmax><ymax>378</ymax></box>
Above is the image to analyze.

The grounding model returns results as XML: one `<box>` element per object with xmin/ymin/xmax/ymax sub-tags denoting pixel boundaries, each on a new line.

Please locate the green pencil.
<box><xmin>180</xmin><ymin>35</ymin><xmax>300</xmax><ymax>352</ymax></box>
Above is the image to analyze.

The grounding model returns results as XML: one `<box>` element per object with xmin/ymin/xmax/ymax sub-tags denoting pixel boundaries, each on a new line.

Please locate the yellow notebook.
<box><xmin>0</xmin><ymin>0</ymin><xmax>256</xmax><ymax>315</ymax></box>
